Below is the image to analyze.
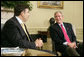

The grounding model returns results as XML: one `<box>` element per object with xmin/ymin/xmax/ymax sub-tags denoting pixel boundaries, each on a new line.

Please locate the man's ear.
<box><xmin>62</xmin><ymin>16</ymin><xmax>64</xmax><ymax>19</ymax></box>
<box><xmin>21</xmin><ymin>11</ymin><xmax>24</xmax><ymax>15</ymax></box>
<box><xmin>20</xmin><ymin>11</ymin><xmax>25</xmax><ymax>19</ymax></box>
<box><xmin>21</xmin><ymin>11</ymin><xmax>24</xmax><ymax>17</ymax></box>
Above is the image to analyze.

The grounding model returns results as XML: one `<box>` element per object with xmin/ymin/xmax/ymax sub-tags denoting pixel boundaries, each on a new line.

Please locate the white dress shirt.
<box><xmin>15</xmin><ymin>16</ymin><xmax>23</xmax><ymax>24</ymax></box>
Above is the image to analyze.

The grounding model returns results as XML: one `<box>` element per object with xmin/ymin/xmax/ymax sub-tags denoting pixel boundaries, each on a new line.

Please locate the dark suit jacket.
<box><xmin>1</xmin><ymin>16</ymin><xmax>36</xmax><ymax>49</ymax></box>
<box><xmin>49</xmin><ymin>22</ymin><xmax>77</xmax><ymax>52</ymax></box>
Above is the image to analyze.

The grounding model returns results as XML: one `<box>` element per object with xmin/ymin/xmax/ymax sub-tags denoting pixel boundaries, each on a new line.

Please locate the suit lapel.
<box><xmin>24</xmin><ymin>24</ymin><xmax>32</xmax><ymax>41</ymax></box>
<box><xmin>63</xmin><ymin>23</ymin><xmax>69</xmax><ymax>33</ymax></box>
<box><xmin>63</xmin><ymin>23</ymin><xmax>70</xmax><ymax>37</ymax></box>
<box><xmin>12</xmin><ymin>17</ymin><xmax>27</xmax><ymax>38</ymax></box>
<box><xmin>54</xmin><ymin>23</ymin><xmax>64</xmax><ymax>38</ymax></box>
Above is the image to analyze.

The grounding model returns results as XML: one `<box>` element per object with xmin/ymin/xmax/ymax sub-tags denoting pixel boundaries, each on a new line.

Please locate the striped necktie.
<box><xmin>61</xmin><ymin>24</ymin><xmax>71</xmax><ymax>43</ymax></box>
<box><xmin>21</xmin><ymin>23</ymin><xmax>30</xmax><ymax>42</ymax></box>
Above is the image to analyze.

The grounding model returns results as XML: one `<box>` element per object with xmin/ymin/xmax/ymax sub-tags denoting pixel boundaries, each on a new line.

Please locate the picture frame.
<box><xmin>37</xmin><ymin>1</ymin><xmax>64</xmax><ymax>9</ymax></box>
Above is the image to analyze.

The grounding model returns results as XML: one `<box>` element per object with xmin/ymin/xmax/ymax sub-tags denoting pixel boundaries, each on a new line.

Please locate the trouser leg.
<box><xmin>76</xmin><ymin>42</ymin><xmax>83</xmax><ymax>56</ymax></box>
<box><xmin>66</xmin><ymin>47</ymin><xmax>80</xmax><ymax>56</ymax></box>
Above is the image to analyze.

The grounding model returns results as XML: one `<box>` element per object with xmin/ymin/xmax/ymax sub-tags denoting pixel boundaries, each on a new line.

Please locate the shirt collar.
<box><xmin>58</xmin><ymin>23</ymin><xmax>66</xmax><ymax>31</ymax></box>
<box><xmin>15</xmin><ymin>16</ymin><xmax>23</xmax><ymax>24</ymax></box>
<box><xmin>58</xmin><ymin>23</ymin><xmax>63</xmax><ymax>26</ymax></box>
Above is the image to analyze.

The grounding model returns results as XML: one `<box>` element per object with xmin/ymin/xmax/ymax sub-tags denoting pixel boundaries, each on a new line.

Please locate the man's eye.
<box><xmin>55</xmin><ymin>16</ymin><xmax>57</xmax><ymax>18</ymax></box>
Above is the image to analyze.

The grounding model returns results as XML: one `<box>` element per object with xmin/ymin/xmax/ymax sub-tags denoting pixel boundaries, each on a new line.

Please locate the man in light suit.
<box><xmin>1</xmin><ymin>4</ymin><xmax>43</xmax><ymax>49</ymax></box>
<box><xmin>49</xmin><ymin>11</ymin><xmax>83</xmax><ymax>56</ymax></box>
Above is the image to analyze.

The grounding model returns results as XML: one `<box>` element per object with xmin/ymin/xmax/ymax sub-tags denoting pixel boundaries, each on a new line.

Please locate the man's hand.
<box><xmin>67</xmin><ymin>42</ymin><xmax>76</xmax><ymax>49</ymax></box>
<box><xmin>35</xmin><ymin>38</ymin><xmax>43</xmax><ymax>47</ymax></box>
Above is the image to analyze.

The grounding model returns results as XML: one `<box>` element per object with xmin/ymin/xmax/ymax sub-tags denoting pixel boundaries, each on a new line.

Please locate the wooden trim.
<box><xmin>1</xmin><ymin>7</ymin><xmax>14</xmax><ymax>12</ymax></box>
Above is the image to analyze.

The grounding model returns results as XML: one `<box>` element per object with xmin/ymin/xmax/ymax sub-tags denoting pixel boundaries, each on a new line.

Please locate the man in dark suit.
<box><xmin>1</xmin><ymin>4</ymin><xmax>43</xmax><ymax>49</ymax></box>
<box><xmin>49</xmin><ymin>11</ymin><xmax>83</xmax><ymax>56</ymax></box>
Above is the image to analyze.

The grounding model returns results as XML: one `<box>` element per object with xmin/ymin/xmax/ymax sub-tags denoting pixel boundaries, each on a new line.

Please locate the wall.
<box><xmin>26</xmin><ymin>1</ymin><xmax>83</xmax><ymax>28</ymax></box>
<box><xmin>27</xmin><ymin>1</ymin><xmax>83</xmax><ymax>41</ymax></box>
<box><xmin>1</xmin><ymin>1</ymin><xmax>83</xmax><ymax>41</ymax></box>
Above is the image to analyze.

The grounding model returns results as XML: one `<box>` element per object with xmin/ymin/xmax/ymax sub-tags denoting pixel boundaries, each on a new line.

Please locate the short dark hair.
<box><xmin>14</xmin><ymin>4</ymin><xmax>30</xmax><ymax>16</ymax></box>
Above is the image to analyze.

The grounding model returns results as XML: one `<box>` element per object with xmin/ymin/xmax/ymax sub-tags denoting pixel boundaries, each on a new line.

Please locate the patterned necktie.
<box><xmin>21</xmin><ymin>23</ymin><xmax>30</xmax><ymax>42</ymax></box>
<box><xmin>61</xmin><ymin>24</ymin><xmax>71</xmax><ymax>43</ymax></box>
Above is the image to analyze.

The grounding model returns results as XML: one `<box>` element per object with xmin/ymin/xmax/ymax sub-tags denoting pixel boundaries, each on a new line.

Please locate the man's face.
<box><xmin>54</xmin><ymin>12</ymin><xmax>63</xmax><ymax>24</ymax></box>
<box><xmin>21</xmin><ymin>8</ymin><xmax>30</xmax><ymax>22</ymax></box>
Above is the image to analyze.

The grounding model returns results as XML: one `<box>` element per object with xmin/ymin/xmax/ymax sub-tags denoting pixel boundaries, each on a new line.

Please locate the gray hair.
<box><xmin>54</xmin><ymin>11</ymin><xmax>63</xmax><ymax>17</ymax></box>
